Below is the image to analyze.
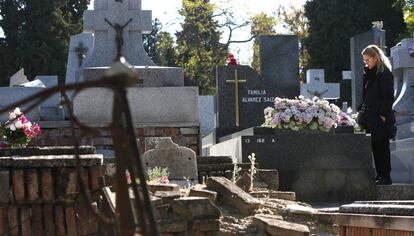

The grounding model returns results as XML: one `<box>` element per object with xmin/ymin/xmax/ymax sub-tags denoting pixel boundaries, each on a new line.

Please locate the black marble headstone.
<box><xmin>215</xmin><ymin>65</ymin><xmax>282</xmax><ymax>129</ymax></box>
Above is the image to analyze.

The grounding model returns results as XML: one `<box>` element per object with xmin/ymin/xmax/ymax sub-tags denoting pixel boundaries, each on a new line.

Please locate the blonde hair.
<box><xmin>361</xmin><ymin>44</ymin><xmax>392</xmax><ymax>74</ymax></box>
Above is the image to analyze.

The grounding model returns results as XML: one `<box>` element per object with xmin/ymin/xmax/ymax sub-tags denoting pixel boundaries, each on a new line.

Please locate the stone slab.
<box><xmin>206</xmin><ymin>176</ymin><xmax>260</xmax><ymax>215</ymax></box>
<box><xmin>251</xmin><ymin>191</ymin><xmax>296</xmax><ymax>201</ymax></box>
<box><xmin>33</xmin><ymin>76</ymin><xmax>58</xmax><ymax>88</ymax></box>
<box><xmin>172</xmin><ymin>197</ymin><xmax>221</xmax><ymax>220</ymax></box>
<box><xmin>0</xmin><ymin>146</ymin><xmax>96</xmax><ymax>156</ymax></box>
<box><xmin>0</xmin><ymin>155</ymin><xmax>103</xmax><ymax>167</ymax></box>
<box><xmin>253</xmin><ymin>215</ymin><xmax>310</xmax><ymax>236</ymax></box>
<box><xmin>73</xmin><ymin>86</ymin><xmax>199</xmax><ymax>126</ymax></box>
<box><xmin>339</xmin><ymin>203</ymin><xmax>414</xmax><ymax>216</ymax></box>
<box><xmin>82</xmin><ymin>66</ymin><xmax>184</xmax><ymax>86</ymax></box>
<box><xmin>376</xmin><ymin>184</ymin><xmax>414</xmax><ymax>200</ymax></box>
<box><xmin>0</xmin><ymin>87</ymin><xmax>60</xmax><ymax>122</ymax></box>
<box><xmin>336</xmin><ymin>213</ymin><xmax>414</xmax><ymax>232</ymax></box>
<box><xmin>391</xmin><ymin>138</ymin><xmax>414</xmax><ymax>183</ymax></box>
<box><xmin>198</xmin><ymin>95</ymin><xmax>214</xmax><ymax>137</ymax></box>
<box><xmin>207</xmin><ymin>127</ymin><xmax>376</xmax><ymax>202</ymax></box>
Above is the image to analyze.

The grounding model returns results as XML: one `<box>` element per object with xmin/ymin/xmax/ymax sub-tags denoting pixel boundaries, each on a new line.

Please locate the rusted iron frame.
<box><xmin>0</xmin><ymin>72</ymin><xmax>160</xmax><ymax>235</ymax></box>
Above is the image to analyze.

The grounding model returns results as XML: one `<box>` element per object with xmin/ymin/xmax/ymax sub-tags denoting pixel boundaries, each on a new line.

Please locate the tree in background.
<box><xmin>396</xmin><ymin>0</ymin><xmax>414</xmax><ymax>36</ymax></box>
<box><xmin>143</xmin><ymin>18</ymin><xmax>178</xmax><ymax>67</ymax></box>
<box><xmin>278</xmin><ymin>5</ymin><xmax>309</xmax><ymax>81</ymax></box>
<box><xmin>0</xmin><ymin>0</ymin><xmax>89</xmax><ymax>85</ymax></box>
<box><xmin>304</xmin><ymin>0</ymin><xmax>406</xmax><ymax>104</ymax></box>
<box><xmin>176</xmin><ymin>0</ymin><xmax>227</xmax><ymax>95</ymax></box>
<box><xmin>250</xmin><ymin>13</ymin><xmax>277</xmax><ymax>72</ymax></box>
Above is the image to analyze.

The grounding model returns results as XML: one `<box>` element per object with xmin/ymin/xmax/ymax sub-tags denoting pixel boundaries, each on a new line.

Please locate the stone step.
<box><xmin>376</xmin><ymin>184</ymin><xmax>414</xmax><ymax>200</ymax></box>
<box><xmin>40</xmin><ymin>107</ymin><xmax>65</xmax><ymax>121</ymax></box>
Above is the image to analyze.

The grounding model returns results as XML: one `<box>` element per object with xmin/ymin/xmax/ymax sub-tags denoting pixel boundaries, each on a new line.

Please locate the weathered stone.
<box><xmin>31</xmin><ymin>206</ymin><xmax>44</xmax><ymax>235</ymax></box>
<box><xmin>155</xmin><ymin>191</ymin><xmax>181</xmax><ymax>205</ymax></box>
<box><xmin>197</xmin><ymin>156</ymin><xmax>233</xmax><ymax>164</ymax></box>
<box><xmin>339</xmin><ymin>202</ymin><xmax>414</xmax><ymax>216</ymax></box>
<box><xmin>151</xmin><ymin>195</ymin><xmax>163</xmax><ymax>207</ymax></box>
<box><xmin>336</xmin><ymin>213</ymin><xmax>414</xmax><ymax>232</ymax></box>
<box><xmin>188</xmin><ymin>189</ymin><xmax>217</xmax><ymax>203</ymax></box>
<box><xmin>65</xmin><ymin>207</ymin><xmax>78</xmax><ymax>235</ymax></box>
<box><xmin>172</xmin><ymin>197</ymin><xmax>221</xmax><ymax>220</ymax></box>
<box><xmin>206</xmin><ymin>176</ymin><xmax>260</xmax><ymax>215</ymax></box>
<box><xmin>0</xmin><ymin>208</ymin><xmax>4</xmax><ymax>235</ymax></box>
<box><xmin>191</xmin><ymin>219</ymin><xmax>220</xmax><ymax>232</ymax></box>
<box><xmin>158</xmin><ymin>219</ymin><xmax>187</xmax><ymax>233</ymax></box>
<box><xmin>0</xmin><ymin>171</ymin><xmax>9</xmax><ymax>203</ymax></box>
<box><xmin>55</xmin><ymin>205</ymin><xmax>66</xmax><ymax>235</ymax></box>
<box><xmin>235</xmin><ymin>171</ymin><xmax>252</xmax><ymax>192</ymax></box>
<box><xmin>148</xmin><ymin>184</ymin><xmax>180</xmax><ymax>194</ymax></box>
<box><xmin>258</xmin><ymin>169</ymin><xmax>279</xmax><ymax>190</ymax></box>
<box><xmin>254</xmin><ymin>215</ymin><xmax>310</xmax><ymax>236</ymax></box>
<box><xmin>6</xmin><ymin>154</ymin><xmax>103</xmax><ymax>168</ymax></box>
<box><xmin>376</xmin><ymin>184</ymin><xmax>414</xmax><ymax>200</ymax></box>
<box><xmin>251</xmin><ymin>191</ymin><xmax>296</xmax><ymax>201</ymax></box>
<box><xmin>143</xmin><ymin>137</ymin><xmax>198</xmax><ymax>182</ymax></box>
<box><xmin>285</xmin><ymin>204</ymin><xmax>317</xmax><ymax>216</ymax></box>
<box><xmin>26</xmin><ymin>169</ymin><xmax>40</xmax><ymax>203</ymax></box>
<box><xmin>155</xmin><ymin>204</ymin><xmax>173</xmax><ymax>219</ymax></box>
<box><xmin>0</xmin><ymin>146</ymin><xmax>96</xmax><ymax>156</ymax></box>
<box><xmin>9</xmin><ymin>68</ymin><xmax>28</xmax><ymax>86</ymax></box>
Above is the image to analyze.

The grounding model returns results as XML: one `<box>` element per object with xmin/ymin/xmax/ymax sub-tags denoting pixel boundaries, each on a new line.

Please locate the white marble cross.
<box><xmin>83</xmin><ymin>0</ymin><xmax>155</xmax><ymax>66</ymax></box>
<box><xmin>300</xmin><ymin>69</ymin><xmax>340</xmax><ymax>100</ymax></box>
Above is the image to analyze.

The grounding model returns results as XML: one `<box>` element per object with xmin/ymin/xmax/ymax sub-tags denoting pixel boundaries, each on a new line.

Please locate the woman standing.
<box><xmin>361</xmin><ymin>44</ymin><xmax>395</xmax><ymax>185</ymax></box>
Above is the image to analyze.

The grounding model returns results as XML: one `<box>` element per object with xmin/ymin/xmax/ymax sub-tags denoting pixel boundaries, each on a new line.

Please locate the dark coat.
<box><xmin>362</xmin><ymin>66</ymin><xmax>395</xmax><ymax>140</ymax></box>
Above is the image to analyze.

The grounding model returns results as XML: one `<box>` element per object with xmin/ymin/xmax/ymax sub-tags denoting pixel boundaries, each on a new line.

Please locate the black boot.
<box><xmin>375</xmin><ymin>176</ymin><xmax>392</xmax><ymax>185</ymax></box>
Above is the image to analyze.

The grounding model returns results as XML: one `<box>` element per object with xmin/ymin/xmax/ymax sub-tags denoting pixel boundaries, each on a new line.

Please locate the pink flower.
<box><xmin>161</xmin><ymin>176</ymin><xmax>169</xmax><ymax>184</ymax></box>
<box><xmin>19</xmin><ymin>115</ymin><xmax>28</xmax><ymax>124</ymax></box>
<box><xmin>32</xmin><ymin>124</ymin><xmax>41</xmax><ymax>135</ymax></box>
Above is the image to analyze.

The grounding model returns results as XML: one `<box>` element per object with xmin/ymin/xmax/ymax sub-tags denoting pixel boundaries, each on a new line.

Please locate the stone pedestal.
<box><xmin>206</xmin><ymin>127</ymin><xmax>376</xmax><ymax>202</ymax></box>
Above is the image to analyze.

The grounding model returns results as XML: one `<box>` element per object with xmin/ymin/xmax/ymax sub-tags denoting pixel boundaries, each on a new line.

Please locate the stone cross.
<box><xmin>83</xmin><ymin>0</ymin><xmax>155</xmax><ymax>66</ymax></box>
<box><xmin>226</xmin><ymin>69</ymin><xmax>247</xmax><ymax>127</ymax></box>
<box><xmin>74</xmin><ymin>42</ymin><xmax>88</xmax><ymax>67</ymax></box>
<box><xmin>300</xmin><ymin>69</ymin><xmax>340</xmax><ymax>100</ymax></box>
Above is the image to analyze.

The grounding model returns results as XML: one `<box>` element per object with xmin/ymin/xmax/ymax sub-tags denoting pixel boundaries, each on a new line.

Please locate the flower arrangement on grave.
<box><xmin>0</xmin><ymin>107</ymin><xmax>41</xmax><ymax>148</ymax></box>
<box><xmin>146</xmin><ymin>167</ymin><xmax>170</xmax><ymax>185</ymax></box>
<box><xmin>262</xmin><ymin>96</ymin><xmax>356</xmax><ymax>132</ymax></box>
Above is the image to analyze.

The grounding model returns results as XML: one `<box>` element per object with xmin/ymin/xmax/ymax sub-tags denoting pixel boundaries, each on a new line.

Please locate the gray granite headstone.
<box><xmin>65</xmin><ymin>33</ymin><xmax>94</xmax><ymax>84</ymax></box>
<box><xmin>300</xmin><ymin>69</ymin><xmax>340</xmax><ymax>99</ymax></box>
<box><xmin>9</xmin><ymin>68</ymin><xmax>29</xmax><ymax>87</ymax></box>
<box><xmin>198</xmin><ymin>96</ymin><xmax>215</xmax><ymax>138</ymax></box>
<box><xmin>350</xmin><ymin>27</ymin><xmax>386</xmax><ymax>111</ymax></box>
<box><xmin>83</xmin><ymin>0</ymin><xmax>154</xmax><ymax>67</ymax></box>
<box><xmin>142</xmin><ymin>137</ymin><xmax>198</xmax><ymax>181</ymax></box>
<box><xmin>260</xmin><ymin>35</ymin><xmax>300</xmax><ymax>98</ymax></box>
<box><xmin>391</xmin><ymin>37</ymin><xmax>414</xmax><ymax>139</ymax></box>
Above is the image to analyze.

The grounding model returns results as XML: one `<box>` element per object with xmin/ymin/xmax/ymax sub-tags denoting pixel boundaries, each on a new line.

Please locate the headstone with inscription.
<box><xmin>209</xmin><ymin>35</ymin><xmax>299</xmax><ymax>143</ymax></box>
<box><xmin>300</xmin><ymin>69</ymin><xmax>340</xmax><ymax>99</ymax></box>
<box><xmin>206</xmin><ymin>127</ymin><xmax>375</xmax><ymax>202</ymax></box>
<box><xmin>350</xmin><ymin>23</ymin><xmax>386</xmax><ymax>111</ymax></box>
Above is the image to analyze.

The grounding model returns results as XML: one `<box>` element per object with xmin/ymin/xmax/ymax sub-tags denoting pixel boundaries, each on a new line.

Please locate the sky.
<box><xmin>0</xmin><ymin>0</ymin><xmax>306</xmax><ymax>64</ymax></box>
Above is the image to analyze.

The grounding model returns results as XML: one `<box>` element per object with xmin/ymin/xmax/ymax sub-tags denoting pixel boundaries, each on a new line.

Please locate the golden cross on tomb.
<box><xmin>226</xmin><ymin>69</ymin><xmax>246</xmax><ymax>127</ymax></box>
